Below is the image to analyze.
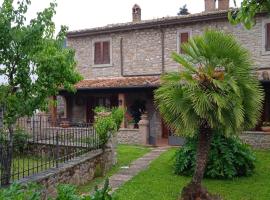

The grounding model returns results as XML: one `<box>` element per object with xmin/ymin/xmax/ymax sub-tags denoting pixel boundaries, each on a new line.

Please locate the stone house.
<box><xmin>57</xmin><ymin>0</ymin><xmax>270</xmax><ymax>146</ymax></box>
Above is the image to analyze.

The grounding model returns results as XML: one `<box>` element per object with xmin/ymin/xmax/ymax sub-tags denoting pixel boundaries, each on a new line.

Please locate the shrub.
<box><xmin>0</xmin><ymin>183</ymin><xmax>41</xmax><ymax>200</ymax></box>
<box><xmin>55</xmin><ymin>184</ymin><xmax>81</xmax><ymax>200</ymax></box>
<box><xmin>94</xmin><ymin>107</ymin><xmax>124</xmax><ymax>146</ymax></box>
<box><xmin>174</xmin><ymin>134</ymin><xmax>256</xmax><ymax>179</ymax></box>
<box><xmin>0</xmin><ymin>128</ymin><xmax>29</xmax><ymax>154</ymax></box>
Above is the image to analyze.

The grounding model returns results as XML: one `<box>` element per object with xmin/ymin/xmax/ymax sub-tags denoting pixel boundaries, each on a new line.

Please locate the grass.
<box><xmin>77</xmin><ymin>144</ymin><xmax>151</xmax><ymax>193</ymax></box>
<box><xmin>114</xmin><ymin>148</ymin><xmax>270</xmax><ymax>200</ymax></box>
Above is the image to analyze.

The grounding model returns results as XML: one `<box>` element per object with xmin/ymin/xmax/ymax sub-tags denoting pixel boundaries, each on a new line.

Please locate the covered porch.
<box><xmin>54</xmin><ymin>76</ymin><xmax>170</xmax><ymax>146</ymax></box>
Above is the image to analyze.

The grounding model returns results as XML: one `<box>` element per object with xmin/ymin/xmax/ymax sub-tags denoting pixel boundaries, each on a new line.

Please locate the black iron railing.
<box><xmin>0</xmin><ymin>115</ymin><xmax>100</xmax><ymax>187</ymax></box>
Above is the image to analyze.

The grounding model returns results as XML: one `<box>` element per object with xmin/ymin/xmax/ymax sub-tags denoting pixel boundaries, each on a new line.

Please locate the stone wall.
<box><xmin>18</xmin><ymin>148</ymin><xmax>114</xmax><ymax>199</ymax></box>
<box><xmin>241</xmin><ymin>131</ymin><xmax>270</xmax><ymax>149</ymax></box>
<box><xmin>117</xmin><ymin>128</ymin><xmax>142</xmax><ymax>145</ymax></box>
<box><xmin>67</xmin><ymin>16</ymin><xmax>270</xmax><ymax>79</ymax></box>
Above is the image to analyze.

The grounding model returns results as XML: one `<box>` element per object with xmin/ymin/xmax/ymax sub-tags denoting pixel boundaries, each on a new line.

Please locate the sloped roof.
<box><xmin>67</xmin><ymin>10</ymin><xmax>229</xmax><ymax>38</ymax></box>
<box><xmin>75</xmin><ymin>76</ymin><xmax>160</xmax><ymax>90</ymax></box>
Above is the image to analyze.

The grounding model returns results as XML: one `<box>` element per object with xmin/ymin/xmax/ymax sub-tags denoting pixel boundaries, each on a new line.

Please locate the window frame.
<box><xmin>177</xmin><ymin>29</ymin><xmax>192</xmax><ymax>54</ymax></box>
<box><xmin>262</xmin><ymin>19</ymin><xmax>270</xmax><ymax>55</ymax></box>
<box><xmin>92</xmin><ymin>38</ymin><xmax>113</xmax><ymax>67</ymax></box>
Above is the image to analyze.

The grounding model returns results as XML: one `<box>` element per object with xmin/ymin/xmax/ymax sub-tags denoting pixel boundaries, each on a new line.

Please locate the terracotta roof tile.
<box><xmin>75</xmin><ymin>76</ymin><xmax>160</xmax><ymax>89</ymax></box>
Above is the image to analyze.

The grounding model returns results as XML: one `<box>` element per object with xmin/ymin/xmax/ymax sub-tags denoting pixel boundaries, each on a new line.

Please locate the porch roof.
<box><xmin>75</xmin><ymin>76</ymin><xmax>160</xmax><ymax>90</ymax></box>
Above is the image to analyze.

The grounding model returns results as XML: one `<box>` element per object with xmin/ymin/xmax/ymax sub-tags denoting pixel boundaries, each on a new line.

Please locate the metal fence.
<box><xmin>0</xmin><ymin>115</ymin><xmax>100</xmax><ymax>187</ymax></box>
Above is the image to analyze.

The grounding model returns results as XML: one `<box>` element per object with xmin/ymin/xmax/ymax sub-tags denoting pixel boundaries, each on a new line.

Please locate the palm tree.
<box><xmin>155</xmin><ymin>30</ymin><xmax>264</xmax><ymax>199</ymax></box>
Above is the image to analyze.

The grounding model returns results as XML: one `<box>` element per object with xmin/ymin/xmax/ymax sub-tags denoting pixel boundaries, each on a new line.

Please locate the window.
<box><xmin>93</xmin><ymin>39</ymin><xmax>112</xmax><ymax>66</ymax></box>
<box><xmin>265</xmin><ymin>23</ymin><xmax>270</xmax><ymax>51</ymax></box>
<box><xmin>177</xmin><ymin>29</ymin><xmax>192</xmax><ymax>54</ymax></box>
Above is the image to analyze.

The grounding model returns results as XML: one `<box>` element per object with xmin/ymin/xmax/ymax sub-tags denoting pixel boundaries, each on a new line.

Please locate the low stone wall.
<box><xmin>18</xmin><ymin>148</ymin><xmax>114</xmax><ymax>199</ymax></box>
<box><xmin>117</xmin><ymin>128</ymin><xmax>142</xmax><ymax>145</ymax></box>
<box><xmin>241</xmin><ymin>131</ymin><xmax>270</xmax><ymax>149</ymax></box>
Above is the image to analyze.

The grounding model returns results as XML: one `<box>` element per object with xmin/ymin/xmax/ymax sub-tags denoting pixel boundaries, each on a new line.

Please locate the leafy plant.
<box><xmin>175</xmin><ymin>134</ymin><xmax>256</xmax><ymax>179</ymax></box>
<box><xmin>94</xmin><ymin>107</ymin><xmax>124</xmax><ymax>147</ymax></box>
<box><xmin>0</xmin><ymin>183</ymin><xmax>41</xmax><ymax>200</ymax></box>
<box><xmin>262</xmin><ymin>121</ymin><xmax>270</xmax><ymax>126</ymax></box>
<box><xmin>89</xmin><ymin>179</ymin><xmax>114</xmax><ymax>200</ymax></box>
<box><xmin>55</xmin><ymin>184</ymin><xmax>81</xmax><ymax>200</ymax></box>
<box><xmin>111</xmin><ymin>108</ymin><xmax>124</xmax><ymax>130</ymax></box>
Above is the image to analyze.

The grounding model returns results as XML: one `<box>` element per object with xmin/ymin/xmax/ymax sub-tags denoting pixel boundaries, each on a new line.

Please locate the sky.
<box><xmin>0</xmin><ymin>0</ymin><xmax>242</xmax><ymax>32</ymax></box>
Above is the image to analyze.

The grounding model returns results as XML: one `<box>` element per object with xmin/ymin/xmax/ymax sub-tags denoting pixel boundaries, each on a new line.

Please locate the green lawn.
<box><xmin>114</xmin><ymin>148</ymin><xmax>270</xmax><ymax>200</ymax></box>
<box><xmin>78</xmin><ymin>144</ymin><xmax>151</xmax><ymax>193</ymax></box>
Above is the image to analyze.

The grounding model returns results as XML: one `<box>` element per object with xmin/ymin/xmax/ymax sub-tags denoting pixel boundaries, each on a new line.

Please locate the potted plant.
<box><xmin>261</xmin><ymin>122</ymin><xmax>270</xmax><ymax>132</ymax></box>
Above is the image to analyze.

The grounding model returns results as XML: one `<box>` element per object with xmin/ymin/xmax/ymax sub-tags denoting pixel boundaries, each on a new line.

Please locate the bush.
<box><xmin>2</xmin><ymin>179</ymin><xmax>115</xmax><ymax>200</ymax></box>
<box><xmin>174</xmin><ymin>134</ymin><xmax>256</xmax><ymax>179</ymax></box>
<box><xmin>0</xmin><ymin>128</ymin><xmax>29</xmax><ymax>154</ymax></box>
<box><xmin>0</xmin><ymin>183</ymin><xmax>41</xmax><ymax>200</ymax></box>
<box><xmin>94</xmin><ymin>107</ymin><xmax>124</xmax><ymax>146</ymax></box>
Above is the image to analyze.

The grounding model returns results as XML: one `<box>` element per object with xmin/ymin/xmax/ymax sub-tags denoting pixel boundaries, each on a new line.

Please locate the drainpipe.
<box><xmin>161</xmin><ymin>28</ymin><xmax>165</xmax><ymax>74</ymax></box>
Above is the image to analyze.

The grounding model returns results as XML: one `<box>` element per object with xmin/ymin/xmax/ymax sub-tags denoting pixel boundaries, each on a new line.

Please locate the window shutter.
<box><xmin>103</xmin><ymin>41</ymin><xmax>110</xmax><ymax>64</ymax></box>
<box><xmin>94</xmin><ymin>42</ymin><xmax>102</xmax><ymax>64</ymax></box>
<box><xmin>180</xmin><ymin>32</ymin><xmax>189</xmax><ymax>53</ymax></box>
<box><xmin>266</xmin><ymin>23</ymin><xmax>270</xmax><ymax>51</ymax></box>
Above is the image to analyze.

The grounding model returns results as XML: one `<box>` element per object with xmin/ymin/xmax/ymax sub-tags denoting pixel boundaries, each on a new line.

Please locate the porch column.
<box><xmin>50</xmin><ymin>95</ymin><xmax>57</xmax><ymax>126</ymax></box>
<box><xmin>118</xmin><ymin>93</ymin><xmax>126</xmax><ymax>128</ymax></box>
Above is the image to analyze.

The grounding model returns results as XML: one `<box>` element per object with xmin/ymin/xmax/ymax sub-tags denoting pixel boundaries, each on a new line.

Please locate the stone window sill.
<box><xmin>92</xmin><ymin>63</ymin><xmax>113</xmax><ymax>68</ymax></box>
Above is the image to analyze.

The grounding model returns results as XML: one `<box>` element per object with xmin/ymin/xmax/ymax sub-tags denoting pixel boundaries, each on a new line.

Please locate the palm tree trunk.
<box><xmin>181</xmin><ymin>120</ymin><xmax>213</xmax><ymax>200</ymax></box>
<box><xmin>192</xmin><ymin>120</ymin><xmax>212</xmax><ymax>185</ymax></box>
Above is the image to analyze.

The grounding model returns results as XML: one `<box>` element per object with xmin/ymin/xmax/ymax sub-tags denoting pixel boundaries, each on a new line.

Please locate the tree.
<box><xmin>0</xmin><ymin>0</ymin><xmax>81</xmax><ymax>185</ymax></box>
<box><xmin>155</xmin><ymin>30</ymin><xmax>263</xmax><ymax>199</ymax></box>
<box><xmin>178</xmin><ymin>4</ymin><xmax>190</xmax><ymax>16</ymax></box>
<box><xmin>229</xmin><ymin>0</ymin><xmax>270</xmax><ymax>29</ymax></box>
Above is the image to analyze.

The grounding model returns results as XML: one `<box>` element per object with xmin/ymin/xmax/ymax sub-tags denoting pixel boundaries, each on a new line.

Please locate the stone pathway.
<box><xmin>105</xmin><ymin>146</ymin><xmax>169</xmax><ymax>192</ymax></box>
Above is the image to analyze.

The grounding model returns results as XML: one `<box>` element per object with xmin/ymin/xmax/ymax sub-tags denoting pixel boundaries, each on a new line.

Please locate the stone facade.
<box><xmin>241</xmin><ymin>132</ymin><xmax>270</xmax><ymax>149</ymax></box>
<box><xmin>67</xmin><ymin>16</ymin><xmax>270</xmax><ymax>79</ymax></box>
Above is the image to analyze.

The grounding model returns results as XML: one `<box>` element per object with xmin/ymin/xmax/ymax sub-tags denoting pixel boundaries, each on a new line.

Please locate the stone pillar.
<box><xmin>118</xmin><ymin>93</ymin><xmax>126</xmax><ymax>128</ymax></box>
<box><xmin>105</xmin><ymin>133</ymin><xmax>118</xmax><ymax>165</ymax></box>
<box><xmin>218</xmin><ymin>0</ymin><xmax>229</xmax><ymax>10</ymax></box>
<box><xmin>138</xmin><ymin>113</ymin><xmax>150</xmax><ymax>145</ymax></box>
<box><xmin>204</xmin><ymin>0</ymin><xmax>216</xmax><ymax>12</ymax></box>
<box><xmin>50</xmin><ymin>95</ymin><xmax>57</xmax><ymax>126</ymax></box>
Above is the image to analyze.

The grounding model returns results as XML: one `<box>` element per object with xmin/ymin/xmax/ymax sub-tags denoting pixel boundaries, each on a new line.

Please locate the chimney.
<box><xmin>132</xmin><ymin>4</ymin><xmax>141</xmax><ymax>22</ymax></box>
<box><xmin>204</xmin><ymin>0</ymin><xmax>216</xmax><ymax>12</ymax></box>
<box><xmin>218</xmin><ymin>0</ymin><xmax>229</xmax><ymax>10</ymax></box>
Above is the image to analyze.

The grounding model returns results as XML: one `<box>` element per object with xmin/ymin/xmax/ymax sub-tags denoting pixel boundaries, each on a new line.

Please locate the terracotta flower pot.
<box><xmin>261</xmin><ymin>126</ymin><xmax>270</xmax><ymax>132</ymax></box>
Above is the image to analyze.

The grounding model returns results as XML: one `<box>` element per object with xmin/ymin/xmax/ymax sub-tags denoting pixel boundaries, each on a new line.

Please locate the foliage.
<box><xmin>229</xmin><ymin>0</ymin><xmax>270</xmax><ymax>29</ymax></box>
<box><xmin>90</xmin><ymin>179</ymin><xmax>114</xmax><ymax>200</ymax></box>
<box><xmin>111</xmin><ymin>108</ymin><xmax>124</xmax><ymax>130</ymax></box>
<box><xmin>55</xmin><ymin>184</ymin><xmax>81</xmax><ymax>200</ymax></box>
<box><xmin>94</xmin><ymin>107</ymin><xmax>124</xmax><ymax>146</ymax></box>
<box><xmin>0</xmin><ymin>128</ymin><xmax>29</xmax><ymax>153</ymax></box>
<box><xmin>174</xmin><ymin>134</ymin><xmax>256</xmax><ymax>179</ymax></box>
<box><xmin>0</xmin><ymin>0</ymin><xmax>81</xmax><ymax>126</ymax></box>
<box><xmin>2</xmin><ymin>179</ymin><xmax>115</xmax><ymax>200</ymax></box>
<box><xmin>177</xmin><ymin>4</ymin><xmax>190</xmax><ymax>16</ymax></box>
<box><xmin>262</xmin><ymin>121</ymin><xmax>270</xmax><ymax>126</ymax></box>
<box><xmin>155</xmin><ymin>30</ymin><xmax>264</xmax><ymax>137</ymax></box>
<box><xmin>0</xmin><ymin>183</ymin><xmax>41</xmax><ymax>200</ymax></box>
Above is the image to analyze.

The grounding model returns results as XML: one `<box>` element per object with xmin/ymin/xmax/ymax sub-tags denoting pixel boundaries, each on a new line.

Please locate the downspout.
<box><xmin>120</xmin><ymin>37</ymin><xmax>124</xmax><ymax>76</ymax></box>
<box><xmin>161</xmin><ymin>27</ymin><xmax>165</xmax><ymax>74</ymax></box>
